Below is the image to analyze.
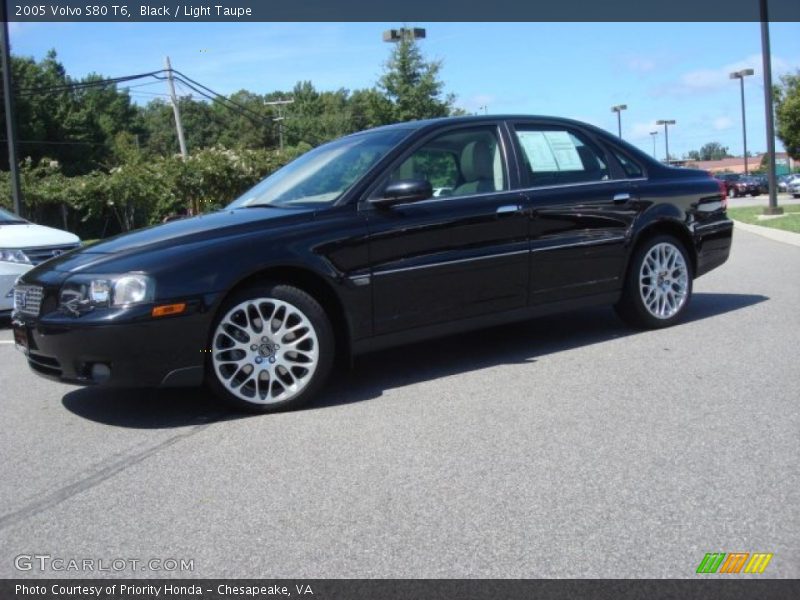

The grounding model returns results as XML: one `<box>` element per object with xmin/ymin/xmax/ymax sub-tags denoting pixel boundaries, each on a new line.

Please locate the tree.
<box><xmin>0</xmin><ymin>50</ymin><xmax>141</xmax><ymax>174</ymax></box>
<box><xmin>378</xmin><ymin>35</ymin><xmax>455</xmax><ymax>122</ymax></box>
<box><xmin>775</xmin><ymin>70</ymin><xmax>800</xmax><ymax>160</ymax></box>
<box><xmin>685</xmin><ymin>142</ymin><xmax>730</xmax><ymax>161</ymax></box>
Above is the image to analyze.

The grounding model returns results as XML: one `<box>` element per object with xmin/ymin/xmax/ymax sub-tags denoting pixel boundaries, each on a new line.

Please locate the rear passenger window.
<box><xmin>513</xmin><ymin>127</ymin><xmax>609</xmax><ymax>186</ymax></box>
<box><xmin>609</xmin><ymin>147</ymin><xmax>644</xmax><ymax>178</ymax></box>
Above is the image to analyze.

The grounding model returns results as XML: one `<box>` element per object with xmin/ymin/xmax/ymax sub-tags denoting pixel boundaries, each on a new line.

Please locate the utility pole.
<box><xmin>0</xmin><ymin>7</ymin><xmax>23</xmax><ymax>216</ymax></box>
<box><xmin>760</xmin><ymin>0</ymin><xmax>781</xmax><ymax>215</ymax></box>
<box><xmin>164</xmin><ymin>56</ymin><xmax>188</xmax><ymax>159</ymax></box>
<box><xmin>264</xmin><ymin>99</ymin><xmax>294</xmax><ymax>151</ymax></box>
<box><xmin>650</xmin><ymin>131</ymin><xmax>658</xmax><ymax>159</ymax></box>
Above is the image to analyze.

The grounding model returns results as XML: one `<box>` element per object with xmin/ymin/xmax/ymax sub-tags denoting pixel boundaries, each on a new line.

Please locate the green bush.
<box><xmin>0</xmin><ymin>146</ymin><xmax>301</xmax><ymax>238</ymax></box>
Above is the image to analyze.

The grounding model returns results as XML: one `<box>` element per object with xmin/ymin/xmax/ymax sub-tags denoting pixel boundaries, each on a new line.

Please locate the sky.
<box><xmin>7</xmin><ymin>21</ymin><xmax>800</xmax><ymax>159</ymax></box>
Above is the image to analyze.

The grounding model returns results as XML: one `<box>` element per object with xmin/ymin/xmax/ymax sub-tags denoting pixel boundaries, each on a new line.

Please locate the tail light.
<box><xmin>715</xmin><ymin>177</ymin><xmax>728</xmax><ymax>209</ymax></box>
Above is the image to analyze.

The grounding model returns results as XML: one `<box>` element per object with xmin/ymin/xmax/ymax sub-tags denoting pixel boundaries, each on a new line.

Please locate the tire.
<box><xmin>206</xmin><ymin>283</ymin><xmax>335</xmax><ymax>413</ymax></box>
<box><xmin>615</xmin><ymin>235</ymin><xmax>693</xmax><ymax>329</ymax></box>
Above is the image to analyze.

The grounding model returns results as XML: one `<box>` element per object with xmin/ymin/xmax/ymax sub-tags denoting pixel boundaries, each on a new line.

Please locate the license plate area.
<box><xmin>13</xmin><ymin>325</ymin><xmax>29</xmax><ymax>354</ymax></box>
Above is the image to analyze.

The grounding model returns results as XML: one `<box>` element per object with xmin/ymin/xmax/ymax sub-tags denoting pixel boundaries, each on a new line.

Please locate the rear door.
<box><xmin>508</xmin><ymin>121</ymin><xmax>642</xmax><ymax>305</ymax></box>
<box><xmin>363</xmin><ymin>123</ymin><xmax>530</xmax><ymax>335</ymax></box>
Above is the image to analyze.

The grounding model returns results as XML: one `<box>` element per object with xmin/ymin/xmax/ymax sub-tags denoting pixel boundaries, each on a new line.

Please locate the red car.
<box><xmin>715</xmin><ymin>173</ymin><xmax>758</xmax><ymax>198</ymax></box>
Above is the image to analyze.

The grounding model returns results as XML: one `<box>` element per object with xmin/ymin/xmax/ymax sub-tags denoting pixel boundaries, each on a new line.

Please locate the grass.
<box><xmin>727</xmin><ymin>205</ymin><xmax>800</xmax><ymax>234</ymax></box>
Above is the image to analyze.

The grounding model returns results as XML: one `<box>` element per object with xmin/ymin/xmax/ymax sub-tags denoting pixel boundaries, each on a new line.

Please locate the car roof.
<box><xmin>364</xmin><ymin>114</ymin><xmax>605</xmax><ymax>134</ymax></box>
<box><xmin>350</xmin><ymin>114</ymin><xmax>665</xmax><ymax>170</ymax></box>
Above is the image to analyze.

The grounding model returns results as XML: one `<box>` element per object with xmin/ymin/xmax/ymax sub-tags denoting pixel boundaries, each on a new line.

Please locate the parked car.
<box><xmin>717</xmin><ymin>173</ymin><xmax>758</xmax><ymax>197</ymax></box>
<box><xmin>789</xmin><ymin>178</ymin><xmax>800</xmax><ymax>199</ymax></box>
<box><xmin>748</xmin><ymin>175</ymin><xmax>768</xmax><ymax>195</ymax></box>
<box><xmin>11</xmin><ymin>116</ymin><xmax>733</xmax><ymax>412</ymax></box>
<box><xmin>779</xmin><ymin>174</ymin><xmax>800</xmax><ymax>193</ymax></box>
<box><xmin>1</xmin><ymin>207</ymin><xmax>80</xmax><ymax>317</ymax></box>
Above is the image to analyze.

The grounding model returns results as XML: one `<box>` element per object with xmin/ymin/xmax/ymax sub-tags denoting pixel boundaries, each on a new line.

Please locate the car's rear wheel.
<box><xmin>615</xmin><ymin>235</ymin><xmax>692</xmax><ymax>329</ymax></box>
<box><xmin>207</xmin><ymin>283</ymin><xmax>334</xmax><ymax>413</ymax></box>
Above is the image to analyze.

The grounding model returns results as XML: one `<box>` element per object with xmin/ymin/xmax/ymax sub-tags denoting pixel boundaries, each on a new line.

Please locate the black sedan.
<box><xmin>12</xmin><ymin>116</ymin><xmax>733</xmax><ymax>412</ymax></box>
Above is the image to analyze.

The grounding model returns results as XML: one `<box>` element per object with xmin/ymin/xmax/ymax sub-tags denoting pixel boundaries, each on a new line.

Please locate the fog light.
<box><xmin>90</xmin><ymin>363</ymin><xmax>111</xmax><ymax>383</ymax></box>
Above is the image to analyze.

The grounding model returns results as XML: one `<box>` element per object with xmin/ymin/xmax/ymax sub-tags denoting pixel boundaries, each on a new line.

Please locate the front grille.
<box><xmin>13</xmin><ymin>284</ymin><xmax>44</xmax><ymax>316</ymax></box>
<box><xmin>23</xmin><ymin>244</ymin><xmax>80</xmax><ymax>265</ymax></box>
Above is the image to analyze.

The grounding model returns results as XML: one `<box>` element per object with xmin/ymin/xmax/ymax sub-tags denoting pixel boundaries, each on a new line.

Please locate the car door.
<box><xmin>508</xmin><ymin>121</ymin><xmax>641</xmax><ymax>305</ymax></box>
<box><xmin>363</xmin><ymin>124</ymin><xmax>530</xmax><ymax>335</ymax></box>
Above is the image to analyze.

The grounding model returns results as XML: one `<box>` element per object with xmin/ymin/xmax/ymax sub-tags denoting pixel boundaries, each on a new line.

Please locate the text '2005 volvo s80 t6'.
<box><xmin>12</xmin><ymin>116</ymin><xmax>733</xmax><ymax>412</ymax></box>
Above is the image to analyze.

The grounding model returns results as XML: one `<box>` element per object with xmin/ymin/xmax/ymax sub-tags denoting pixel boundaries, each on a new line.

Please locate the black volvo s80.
<box><xmin>12</xmin><ymin>116</ymin><xmax>733</xmax><ymax>412</ymax></box>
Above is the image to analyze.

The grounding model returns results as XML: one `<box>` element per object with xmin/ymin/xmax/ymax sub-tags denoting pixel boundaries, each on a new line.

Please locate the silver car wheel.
<box><xmin>639</xmin><ymin>242</ymin><xmax>689</xmax><ymax>320</ymax></box>
<box><xmin>211</xmin><ymin>298</ymin><xmax>319</xmax><ymax>404</ymax></box>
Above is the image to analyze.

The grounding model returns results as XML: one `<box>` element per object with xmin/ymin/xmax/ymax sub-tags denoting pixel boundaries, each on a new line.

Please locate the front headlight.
<box><xmin>59</xmin><ymin>273</ymin><xmax>155</xmax><ymax>314</ymax></box>
<box><xmin>0</xmin><ymin>249</ymin><xmax>31</xmax><ymax>264</ymax></box>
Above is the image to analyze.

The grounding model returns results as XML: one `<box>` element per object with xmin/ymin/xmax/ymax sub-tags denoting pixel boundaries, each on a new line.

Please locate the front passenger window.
<box><xmin>381</xmin><ymin>127</ymin><xmax>506</xmax><ymax>199</ymax></box>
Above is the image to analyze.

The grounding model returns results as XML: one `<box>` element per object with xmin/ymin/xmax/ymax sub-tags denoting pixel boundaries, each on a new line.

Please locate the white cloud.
<box><xmin>626</xmin><ymin>57</ymin><xmax>657</xmax><ymax>73</ymax></box>
<box><xmin>712</xmin><ymin>116</ymin><xmax>734</xmax><ymax>131</ymax></box>
<box><xmin>630</xmin><ymin>120</ymin><xmax>661</xmax><ymax>141</ymax></box>
<box><xmin>654</xmin><ymin>54</ymin><xmax>796</xmax><ymax>96</ymax></box>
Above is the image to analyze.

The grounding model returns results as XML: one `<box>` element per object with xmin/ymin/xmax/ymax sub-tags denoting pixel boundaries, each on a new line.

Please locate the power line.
<box><xmin>15</xmin><ymin>70</ymin><xmax>168</xmax><ymax>96</ymax></box>
<box><xmin>171</xmin><ymin>69</ymin><xmax>267</xmax><ymax>123</ymax></box>
<box><xmin>0</xmin><ymin>138</ymin><xmax>108</xmax><ymax>146</ymax></box>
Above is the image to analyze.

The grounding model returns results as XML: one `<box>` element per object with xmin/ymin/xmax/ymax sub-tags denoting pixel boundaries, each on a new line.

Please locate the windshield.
<box><xmin>0</xmin><ymin>207</ymin><xmax>26</xmax><ymax>224</ymax></box>
<box><xmin>227</xmin><ymin>128</ymin><xmax>412</xmax><ymax>209</ymax></box>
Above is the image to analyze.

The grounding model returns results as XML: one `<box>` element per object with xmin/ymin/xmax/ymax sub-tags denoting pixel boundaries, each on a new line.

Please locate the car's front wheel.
<box><xmin>615</xmin><ymin>235</ymin><xmax>693</xmax><ymax>329</ymax></box>
<box><xmin>207</xmin><ymin>283</ymin><xmax>334</xmax><ymax>413</ymax></box>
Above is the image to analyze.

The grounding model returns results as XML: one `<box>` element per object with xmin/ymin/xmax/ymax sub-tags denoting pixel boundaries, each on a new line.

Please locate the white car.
<box><xmin>1</xmin><ymin>207</ymin><xmax>81</xmax><ymax>315</ymax></box>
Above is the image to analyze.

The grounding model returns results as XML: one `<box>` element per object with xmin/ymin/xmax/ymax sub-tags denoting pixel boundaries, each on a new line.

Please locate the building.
<box><xmin>684</xmin><ymin>152</ymin><xmax>795</xmax><ymax>175</ymax></box>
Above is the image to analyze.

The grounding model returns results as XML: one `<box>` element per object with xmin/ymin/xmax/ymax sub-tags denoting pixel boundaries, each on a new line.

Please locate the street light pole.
<box><xmin>611</xmin><ymin>104</ymin><xmax>627</xmax><ymax>138</ymax></box>
<box><xmin>656</xmin><ymin>120</ymin><xmax>675</xmax><ymax>165</ymax></box>
<box><xmin>760</xmin><ymin>0</ymin><xmax>781</xmax><ymax>215</ymax></box>
<box><xmin>650</xmin><ymin>131</ymin><xmax>658</xmax><ymax>159</ymax></box>
<box><xmin>382</xmin><ymin>27</ymin><xmax>426</xmax><ymax>43</ymax></box>
<box><xmin>730</xmin><ymin>68</ymin><xmax>754</xmax><ymax>174</ymax></box>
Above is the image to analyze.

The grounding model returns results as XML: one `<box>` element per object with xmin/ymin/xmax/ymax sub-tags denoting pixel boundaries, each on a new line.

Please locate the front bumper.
<box><xmin>12</xmin><ymin>306</ymin><xmax>213</xmax><ymax>388</ymax></box>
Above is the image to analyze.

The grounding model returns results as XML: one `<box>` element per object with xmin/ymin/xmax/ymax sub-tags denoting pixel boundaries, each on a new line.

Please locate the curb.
<box><xmin>732</xmin><ymin>219</ymin><xmax>800</xmax><ymax>248</ymax></box>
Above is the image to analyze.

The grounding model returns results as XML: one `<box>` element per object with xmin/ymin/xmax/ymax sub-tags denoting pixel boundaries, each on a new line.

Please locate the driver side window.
<box><xmin>380</xmin><ymin>127</ymin><xmax>506</xmax><ymax>200</ymax></box>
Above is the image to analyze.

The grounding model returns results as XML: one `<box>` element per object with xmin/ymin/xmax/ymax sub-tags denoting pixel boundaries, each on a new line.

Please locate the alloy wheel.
<box><xmin>211</xmin><ymin>298</ymin><xmax>319</xmax><ymax>404</ymax></box>
<box><xmin>638</xmin><ymin>242</ymin><xmax>689</xmax><ymax>320</ymax></box>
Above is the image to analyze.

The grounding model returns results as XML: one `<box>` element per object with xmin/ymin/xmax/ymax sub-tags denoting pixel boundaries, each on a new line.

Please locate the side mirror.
<box><xmin>371</xmin><ymin>179</ymin><xmax>433</xmax><ymax>208</ymax></box>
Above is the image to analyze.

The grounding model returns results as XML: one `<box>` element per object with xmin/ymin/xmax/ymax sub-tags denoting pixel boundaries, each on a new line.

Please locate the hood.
<box><xmin>42</xmin><ymin>206</ymin><xmax>315</xmax><ymax>274</ymax></box>
<box><xmin>0</xmin><ymin>222</ymin><xmax>80</xmax><ymax>248</ymax></box>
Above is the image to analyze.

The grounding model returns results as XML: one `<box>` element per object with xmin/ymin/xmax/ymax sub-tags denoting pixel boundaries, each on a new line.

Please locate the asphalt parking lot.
<box><xmin>0</xmin><ymin>226</ymin><xmax>798</xmax><ymax>579</ymax></box>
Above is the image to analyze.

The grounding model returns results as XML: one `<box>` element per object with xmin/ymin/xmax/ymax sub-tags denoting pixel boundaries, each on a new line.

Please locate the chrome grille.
<box><xmin>13</xmin><ymin>284</ymin><xmax>44</xmax><ymax>317</ymax></box>
<box><xmin>23</xmin><ymin>244</ymin><xmax>80</xmax><ymax>265</ymax></box>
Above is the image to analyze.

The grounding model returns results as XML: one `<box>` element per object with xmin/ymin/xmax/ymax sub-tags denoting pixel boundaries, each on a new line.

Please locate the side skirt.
<box><xmin>352</xmin><ymin>291</ymin><xmax>622</xmax><ymax>356</ymax></box>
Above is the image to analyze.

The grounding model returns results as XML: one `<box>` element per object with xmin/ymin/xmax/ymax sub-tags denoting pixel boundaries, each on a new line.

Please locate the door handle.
<box><xmin>613</xmin><ymin>193</ymin><xmax>631</xmax><ymax>204</ymax></box>
<box><xmin>496</xmin><ymin>204</ymin><xmax>521</xmax><ymax>215</ymax></box>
